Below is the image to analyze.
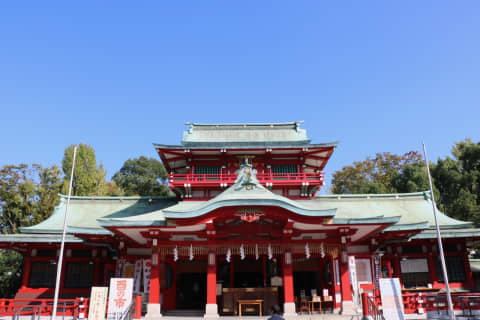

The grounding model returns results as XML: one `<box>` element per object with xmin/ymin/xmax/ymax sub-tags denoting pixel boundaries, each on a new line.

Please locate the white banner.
<box><xmin>115</xmin><ymin>259</ymin><xmax>125</xmax><ymax>277</ymax></box>
<box><xmin>348</xmin><ymin>256</ymin><xmax>359</xmax><ymax>305</ymax></box>
<box><xmin>143</xmin><ymin>259</ymin><xmax>152</xmax><ymax>294</ymax></box>
<box><xmin>108</xmin><ymin>278</ymin><xmax>134</xmax><ymax>315</ymax></box>
<box><xmin>88</xmin><ymin>287</ymin><xmax>108</xmax><ymax>320</ymax></box>
<box><xmin>134</xmin><ymin>260</ymin><xmax>142</xmax><ymax>293</ymax></box>
<box><xmin>379</xmin><ymin>278</ymin><xmax>405</xmax><ymax>320</ymax></box>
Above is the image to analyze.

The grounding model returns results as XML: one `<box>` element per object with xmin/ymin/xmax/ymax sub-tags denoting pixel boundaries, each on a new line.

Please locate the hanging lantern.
<box><xmin>305</xmin><ymin>243</ymin><xmax>310</xmax><ymax>259</ymax></box>
<box><xmin>189</xmin><ymin>244</ymin><xmax>194</xmax><ymax>261</ymax></box>
<box><xmin>226</xmin><ymin>248</ymin><xmax>231</xmax><ymax>263</ymax></box>
<box><xmin>173</xmin><ymin>246</ymin><xmax>178</xmax><ymax>262</ymax></box>
<box><xmin>240</xmin><ymin>244</ymin><xmax>245</xmax><ymax>260</ymax></box>
<box><xmin>320</xmin><ymin>242</ymin><xmax>325</xmax><ymax>258</ymax></box>
<box><xmin>268</xmin><ymin>244</ymin><xmax>273</xmax><ymax>260</ymax></box>
<box><xmin>255</xmin><ymin>244</ymin><xmax>259</xmax><ymax>260</ymax></box>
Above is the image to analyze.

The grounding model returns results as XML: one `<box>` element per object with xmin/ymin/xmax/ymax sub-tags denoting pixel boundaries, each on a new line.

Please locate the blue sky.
<box><xmin>1</xmin><ymin>2</ymin><xmax>479</xmax><ymax>192</ymax></box>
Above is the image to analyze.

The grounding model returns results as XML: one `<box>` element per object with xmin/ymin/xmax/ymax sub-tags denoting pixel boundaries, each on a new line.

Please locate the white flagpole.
<box><xmin>51</xmin><ymin>146</ymin><xmax>77</xmax><ymax>320</ymax></box>
<box><xmin>422</xmin><ymin>142</ymin><xmax>455</xmax><ymax>320</ymax></box>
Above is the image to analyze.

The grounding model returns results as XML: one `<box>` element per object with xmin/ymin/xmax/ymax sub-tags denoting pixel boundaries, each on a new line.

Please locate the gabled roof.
<box><xmin>20</xmin><ymin>195</ymin><xmax>177</xmax><ymax>234</ymax></box>
<box><xmin>181</xmin><ymin>121</ymin><xmax>311</xmax><ymax>146</ymax></box>
<box><xmin>297</xmin><ymin>191</ymin><xmax>472</xmax><ymax>232</ymax></box>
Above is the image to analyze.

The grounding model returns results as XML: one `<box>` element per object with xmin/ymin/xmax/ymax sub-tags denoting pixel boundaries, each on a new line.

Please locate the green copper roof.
<box><xmin>297</xmin><ymin>191</ymin><xmax>472</xmax><ymax>231</ymax></box>
<box><xmin>20</xmin><ymin>195</ymin><xmax>177</xmax><ymax>234</ymax></box>
<box><xmin>12</xmin><ymin>189</ymin><xmax>476</xmax><ymax>241</ymax></box>
<box><xmin>0</xmin><ymin>233</ymin><xmax>83</xmax><ymax>243</ymax></box>
<box><xmin>180</xmin><ymin>121</ymin><xmax>314</xmax><ymax>147</ymax></box>
<box><xmin>411</xmin><ymin>228</ymin><xmax>480</xmax><ymax>239</ymax></box>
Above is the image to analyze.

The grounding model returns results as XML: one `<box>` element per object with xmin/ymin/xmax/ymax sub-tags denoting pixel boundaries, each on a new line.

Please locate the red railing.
<box><xmin>0</xmin><ymin>298</ymin><xmax>89</xmax><ymax>317</ymax></box>
<box><xmin>362</xmin><ymin>293</ymin><xmax>385</xmax><ymax>320</ymax></box>
<box><xmin>0</xmin><ymin>296</ymin><xmax>142</xmax><ymax>319</ymax></box>
<box><xmin>371</xmin><ymin>291</ymin><xmax>480</xmax><ymax>314</ymax></box>
<box><xmin>169</xmin><ymin>172</ymin><xmax>325</xmax><ymax>187</ymax></box>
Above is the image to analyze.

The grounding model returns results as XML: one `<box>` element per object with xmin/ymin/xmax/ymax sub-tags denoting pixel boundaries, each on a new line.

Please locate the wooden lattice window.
<box><xmin>29</xmin><ymin>262</ymin><xmax>56</xmax><ymax>288</ymax></box>
<box><xmin>64</xmin><ymin>262</ymin><xmax>94</xmax><ymax>288</ymax></box>
<box><xmin>437</xmin><ymin>256</ymin><xmax>466</xmax><ymax>283</ymax></box>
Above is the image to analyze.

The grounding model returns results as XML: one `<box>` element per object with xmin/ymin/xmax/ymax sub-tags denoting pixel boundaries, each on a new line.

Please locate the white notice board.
<box><xmin>379</xmin><ymin>278</ymin><xmax>405</xmax><ymax>320</ymax></box>
<box><xmin>108</xmin><ymin>278</ymin><xmax>134</xmax><ymax>315</ymax></box>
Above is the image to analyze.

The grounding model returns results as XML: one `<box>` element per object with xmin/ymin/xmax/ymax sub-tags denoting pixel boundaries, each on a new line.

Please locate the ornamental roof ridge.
<box><xmin>184</xmin><ymin>121</ymin><xmax>304</xmax><ymax>128</ymax></box>
<box><xmin>316</xmin><ymin>191</ymin><xmax>431</xmax><ymax>200</ymax></box>
<box><xmin>56</xmin><ymin>193</ymin><xmax>176</xmax><ymax>201</ymax></box>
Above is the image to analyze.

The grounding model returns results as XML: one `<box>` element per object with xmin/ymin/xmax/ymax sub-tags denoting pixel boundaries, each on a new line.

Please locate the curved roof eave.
<box><xmin>332</xmin><ymin>216</ymin><xmax>401</xmax><ymax>225</ymax></box>
<box><xmin>98</xmin><ymin>219</ymin><xmax>167</xmax><ymax>228</ymax></box>
<box><xmin>163</xmin><ymin>199</ymin><xmax>337</xmax><ymax>219</ymax></box>
<box><xmin>383</xmin><ymin>221</ymin><xmax>430</xmax><ymax>232</ymax></box>
<box><xmin>153</xmin><ymin>142</ymin><xmax>338</xmax><ymax>149</ymax></box>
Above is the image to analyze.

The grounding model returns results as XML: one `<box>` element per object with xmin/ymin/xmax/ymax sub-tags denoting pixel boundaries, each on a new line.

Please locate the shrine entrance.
<box><xmin>175</xmin><ymin>260</ymin><xmax>207</xmax><ymax>310</ymax></box>
<box><xmin>292</xmin><ymin>256</ymin><xmax>335</xmax><ymax>310</ymax></box>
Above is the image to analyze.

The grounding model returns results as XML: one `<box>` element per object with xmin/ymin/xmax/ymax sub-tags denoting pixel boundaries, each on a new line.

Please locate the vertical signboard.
<box><xmin>348</xmin><ymin>256</ymin><xmax>359</xmax><ymax>306</ymax></box>
<box><xmin>143</xmin><ymin>259</ymin><xmax>152</xmax><ymax>294</ymax></box>
<box><xmin>373</xmin><ymin>255</ymin><xmax>381</xmax><ymax>290</ymax></box>
<box><xmin>108</xmin><ymin>278</ymin><xmax>134</xmax><ymax>315</ymax></box>
<box><xmin>134</xmin><ymin>260</ymin><xmax>142</xmax><ymax>293</ymax></box>
<box><xmin>379</xmin><ymin>278</ymin><xmax>405</xmax><ymax>320</ymax></box>
<box><xmin>88</xmin><ymin>287</ymin><xmax>108</xmax><ymax>320</ymax></box>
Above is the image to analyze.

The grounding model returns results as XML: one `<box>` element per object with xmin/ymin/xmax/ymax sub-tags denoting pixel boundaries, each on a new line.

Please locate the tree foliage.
<box><xmin>62</xmin><ymin>144</ymin><xmax>107</xmax><ymax>196</ymax></box>
<box><xmin>432</xmin><ymin>139</ymin><xmax>480</xmax><ymax>224</ymax></box>
<box><xmin>0</xmin><ymin>250</ymin><xmax>22</xmax><ymax>298</ymax></box>
<box><xmin>112</xmin><ymin>156</ymin><xmax>170</xmax><ymax>196</ymax></box>
<box><xmin>331</xmin><ymin>151</ymin><xmax>423</xmax><ymax>194</ymax></box>
<box><xmin>0</xmin><ymin>164</ymin><xmax>61</xmax><ymax>298</ymax></box>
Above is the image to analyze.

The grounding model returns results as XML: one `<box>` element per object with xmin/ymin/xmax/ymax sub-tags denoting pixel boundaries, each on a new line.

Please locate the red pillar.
<box><xmin>149</xmin><ymin>249</ymin><xmax>160</xmax><ymax>305</ymax></box>
<box><xmin>282</xmin><ymin>251</ymin><xmax>296</xmax><ymax>316</ymax></box>
<box><xmin>392</xmin><ymin>255</ymin><xmax>401</xmax><ymax>279</ymax></box>
<box><xmin>21</xmin><ymin>257</ymin><xmax>31</xmax><ymax>288</ymax></box>
<box><xmin>283</xmin><ymin>252</ymin><xmax>294</xmax><ymax>303</ymax></box>
<box><xmin>207</xmin><ymin>252</ymin><xmax>217</xmax><ymax>304</ymax></box>
<box><xmin>464</xmin><ymin>252</ymin><xmax>475</xmax><ymax>288</ymax></box>
<box><xmin>146</xmin><ymin>245</ymin><xmax>161</xmax><ymax>319</ymax></box>
<box><xmin>427</xmin><ymin>254</ymin><xmax>439</xmax><ymax>287</ymax></box>
<box><xmin>339</xmin><ymin>259</ymin><xmax>352</xmax><ymax>302</ymax></box>
<box><xmin>339</xmin><ymin>254</ymin><xmax>355</xmax><ymax>314</ymax></box>
<box><xmin>205</xmin><ymin>251</ymin><xmax>218</xmax><ymax>317</ymax></box>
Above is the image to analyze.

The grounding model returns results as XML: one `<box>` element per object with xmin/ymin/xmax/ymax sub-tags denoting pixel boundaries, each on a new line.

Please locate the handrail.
<box><xmin>169</xmin><ymin>172</ymin><xmax>325</xmax><ymax>183</ymax></box>
<box><xmin>362</xmin><ymin>292</ymin><xmax>385</xmax><ymax>320</ymax></box>
<box><xmin>110</xmin><ymin>300</ymin><xmax>135</xmax><ymax>320</ymax></box>
<box><xmin>0</xmin><ymin>298</ymin><xmax>85</xmax><ymax>317</ymax></box>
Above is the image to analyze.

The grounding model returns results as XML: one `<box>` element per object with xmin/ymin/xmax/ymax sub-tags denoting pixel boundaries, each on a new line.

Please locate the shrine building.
<box><xmin>1</xmin><ymin>122</ymin><xmax>479</xmax><ymax>317</ymax></box>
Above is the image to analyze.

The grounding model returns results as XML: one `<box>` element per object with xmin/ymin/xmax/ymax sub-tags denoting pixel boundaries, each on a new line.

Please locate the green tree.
<box><xmin>62</xmin><ymin>144</ymin><xmax>107</xmax><ymax>196</ymax></box>
<box><xmin>0</xmin><ymin>164</ymin><xmax>37</xmax><ymax>234</ymax></box>
<box><xmin>0</xmin><ymin>164</ymin><xmax>61</xmax><ymax>298</ymax></box>
<box><xmin>331</xmin><ymin>151</ymin><xmax>423</xmax><ymax>194</ymax></box>
<box><xmin>0</xmin><ymin>250</ymin><xmax>22</xmax><ymax>298</ymax></box>
<box><xmin>104</xmin><ymin>181</ymin><xmax>125</xmax><ymax>196</ymax></box>
<box><xmin>112</xmin><ymin>156</ymin><xmax>170</xmax><ymax>196</ymax></box>
<box><xmin>432</xmin><ymin>139</ymin><xmax>480</xmax><ymax>224</ymax></box>
<box><xmin>34</xmin><ymin>164</ymin><xmax>62</xmax><ymax>223</ymax></box>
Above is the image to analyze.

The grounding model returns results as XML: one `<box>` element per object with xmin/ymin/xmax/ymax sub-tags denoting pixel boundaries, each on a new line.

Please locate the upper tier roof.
<box><xmin>180</xmin><ymin>121</ymin><xmax>313</xmax><ymax>147</ymax></box>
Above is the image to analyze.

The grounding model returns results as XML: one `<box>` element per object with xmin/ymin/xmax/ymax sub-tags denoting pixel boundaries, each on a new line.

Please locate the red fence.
<box><xmin>0</xmin><ymin>296</ymin><xmax>142</xmax><ymax>319</ymax></box>
<box><xmin>368</xmin><ymin>292</ymin><xmax>480</xmax><ymax>315</ymax></box>
<box><xmin>169</xmin><ymin>172</ymin><xmax>325</xmax><ymax>187</ymax></box>
<box><xmin>0</xmin><ymin>298</ymin><xmax>89</xmax><ymax>317</ymax></box>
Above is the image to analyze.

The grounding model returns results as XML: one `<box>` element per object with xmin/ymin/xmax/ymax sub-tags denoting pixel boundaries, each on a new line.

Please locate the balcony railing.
<box><xmin>169</xmin><ymin>172</ymin><xmax>325</xmax><ymax>188</ymax></box>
